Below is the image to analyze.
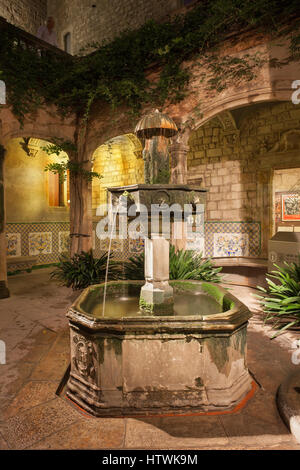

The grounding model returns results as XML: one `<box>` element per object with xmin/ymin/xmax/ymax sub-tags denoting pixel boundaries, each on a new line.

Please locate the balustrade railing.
<box><xmin>0</xmin><ymin>16</ymin><xmax>70</xmax><ymax>58</ymax></box>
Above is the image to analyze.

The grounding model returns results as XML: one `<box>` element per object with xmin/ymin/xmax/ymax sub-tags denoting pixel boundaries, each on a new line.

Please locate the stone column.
<box><xmin>140</xmin><ymin>217</ymin><xmax>174</xmax><ymax>315</ymax></box>
<box><xmin>257</xmin><ymin>170</ymin><xmax>271</xmax><ymax>258</ymax></box>
<box><xmin>171</xmin><ymin>219</ymin><xmax>187</xmax><ymax>252</ymax></box>
<box><xmin>0</xmin><ymin>145</ymin><xmax>9</xmax><ymax>298</ymax></box>
<box><xmin>169</xmin><ymin>142</ymin><xmax>189</xmax><ymax>184</ymax></box>
<box><xmin>169</xmin><ymin>141</ymin><xmax>189</xmax><ymax>251</ymax></box>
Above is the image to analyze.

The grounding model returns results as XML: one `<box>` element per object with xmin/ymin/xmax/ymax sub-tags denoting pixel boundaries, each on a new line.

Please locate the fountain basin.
<box><xmin>66</xmin><ymin>280</ymin><xmax>252</xmax><ymax>417</ymax></box>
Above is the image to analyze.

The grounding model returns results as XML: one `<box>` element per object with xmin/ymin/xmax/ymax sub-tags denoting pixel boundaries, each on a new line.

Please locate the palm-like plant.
<box><xmin>51</xmin><ymin>250</ymin><xmax>120</xmax><ymax>289</ymax></box>
<box><xmin>169</xmin><ymin>245</ymin><xmax>222</xmax><ymax>282</ymax></box>
<box><xmin>123</xmin><ymin>245</ymin><xmax>222</xmax><ymax>282</ymax></box>
<box><xmin>123</xmin><ymin>252</ymin><xmax>145</xmax><ymax>280</ymax></box>
<box><xmin>256</xmin><ymin>259</ymin><xmax>300</xmax><ymax>337</ymax></box>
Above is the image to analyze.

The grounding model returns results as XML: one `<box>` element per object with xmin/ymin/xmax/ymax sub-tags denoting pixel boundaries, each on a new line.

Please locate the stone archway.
<box><xmin>0</xmin><ymin>105</ymin><xmax>76</xmax><ymax>147</ymax></box>
<box><xmin>185</xmin><ymin>100</ymin><xmax>300</xmax><ymax>260</ymax></box>
<box><xmin>88</xmin><ymin>133</ymin><xmax>144</xmax><ymax>261</ymax></box>
<box><xmin>3</xmin><ymin>136</ymin><xmax>71</xmax><ymax>283</ymax></box>
<box><xmin>91</xmin><ymin>133</ymin><xmax>144</xmax><ymax>210</ymax></box>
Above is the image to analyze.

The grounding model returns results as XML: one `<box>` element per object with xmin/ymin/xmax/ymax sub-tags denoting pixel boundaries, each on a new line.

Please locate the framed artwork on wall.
<box><xmin>282</xmin><ymin>193</ymin><xmax>300</xmax><ymax>221</ymax></box>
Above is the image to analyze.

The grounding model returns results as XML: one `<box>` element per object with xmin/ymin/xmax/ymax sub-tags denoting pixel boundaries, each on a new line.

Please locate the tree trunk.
<box><xmin>69</xmin><ymin>121</ymin><xmax>93</xmax><ymax>256</ymax></box>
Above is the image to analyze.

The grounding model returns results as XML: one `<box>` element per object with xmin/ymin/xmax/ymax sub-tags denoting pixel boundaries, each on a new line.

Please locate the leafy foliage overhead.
<box><xmin>0</xmin><ymin>0</ymin><xmax>299</xmax><ymax>123</ymax></box>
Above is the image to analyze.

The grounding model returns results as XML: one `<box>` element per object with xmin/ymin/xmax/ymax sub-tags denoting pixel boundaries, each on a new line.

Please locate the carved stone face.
<box><xmin>73</xmin><ymin>336</ymin><xmax>95</xmax><ymax>378</ymax></box>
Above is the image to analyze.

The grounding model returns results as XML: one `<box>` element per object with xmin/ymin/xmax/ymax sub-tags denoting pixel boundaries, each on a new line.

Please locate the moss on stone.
<box><xmin>195</xmin><ymin>377</ymin><xmax>204</xmax><ymax>388</ymax></box>
<box><xmin>106</xmin><ymin>338</ymin><xmax>122</xmax><ymax>356</ymax></box>
<box><xmin>223</xmin><ymin>296</ymin><xmax>235</xmax><ymax>311</ymax></box>
<box><xmin>170</xmin><ymin>280</ymin><xmax>199</xmax><ymax>291</ymax></box>
<box><xmin>139</xmin><ymin>297</ymin><xmax>154</xmax><ymax>313</ymax></box>
<box><xmin>201</xmin><ymin>282</ymin><xmax>224</xmax><ymax>304</ymax></box>
<box><xmin>233</xmin><ymin>327</ymin><xmax>247</xmax><ymax>356</ymax></box>
<box><xmin>97</xmin><ymin>338</ymin><xmax>105</xmax><ymax>365</ymax></box>
<box><xmin>205</xmin><ymin>336</ymin><xmax>229</xmax><ymax>373</ymax></box>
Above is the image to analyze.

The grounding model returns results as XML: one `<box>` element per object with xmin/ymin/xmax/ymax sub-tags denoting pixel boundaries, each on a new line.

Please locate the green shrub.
<box><xmin>50</xmin><ymin>250</ymin><xmax>120</xmax><ymax>290</ymax></box>
<box><xmin>256</xmin><ymin>260</ymin><xmax>300</xmax><ymax>337</ymax></box>
<box><xmin>123</xmin><ymin>252</ymin><xmax>145</xmax><ymax>280</ymax></box>
<box><xmin>123</xmin><ymin>245</ymin><xmax>222</xmax><ymax>282</ymax></box>
<box><xmin>169</xmin><ymin>245</ymin><xmax>222</xmax><ymax>282</ymax></box>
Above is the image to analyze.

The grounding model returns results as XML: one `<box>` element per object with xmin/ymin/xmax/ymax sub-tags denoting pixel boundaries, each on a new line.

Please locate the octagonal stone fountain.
<box><xmin>65</xmin><ymin>110</ymin><xmax>253</xmax><ymax>417</ymax></box>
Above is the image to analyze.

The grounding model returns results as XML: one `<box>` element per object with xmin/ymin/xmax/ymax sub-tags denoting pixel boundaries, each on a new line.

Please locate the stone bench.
<box><xmin>212</xmin><ymin>257</ymin><xmax>268</xmax><ymax>288</ymax></box>
<box><xmin>7</xmin><ymin>256</ymin><xmax>38</xmax><ymax>273</ymax></box>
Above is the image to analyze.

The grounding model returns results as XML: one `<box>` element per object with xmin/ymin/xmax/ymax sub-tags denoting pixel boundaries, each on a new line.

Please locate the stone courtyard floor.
<box><xmin>0</xmin><ymin>268</ymin><xmax>300</xmax><ymax>451</ymax></box>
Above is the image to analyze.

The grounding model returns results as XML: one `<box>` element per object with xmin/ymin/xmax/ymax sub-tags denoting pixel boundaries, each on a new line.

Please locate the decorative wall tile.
<box><xmin>6</xmin><ymin>233</ymin><xmax>21</xmax><ymax>257</ymax></box>
<box><xmin>186</xmin><ymin>235</ymin><xmax>205</xmax><ymax>252</ymax></box>
<box><xmin>205</xmin><ymin>221</ymin><xmax>260</xmax><ymax>258</ymax></box>
<box><xmin>58</xmin><ymin>231</ymin><xmax>70</xmax><ymax>253</ymax></box>
<box><xmin>5</xmin><ymin>219</ymin><xmax>262</xmax><ymax>270</ymax></box>
<box><xmin>213</xmin><ymin>232</ymin><xmax>249</xmax><ymax>257</ymax></box>
<box><xmin>129</xmin><ymin>238</ymin><xmax>145</xmax><ymax>253</ymax></box>
<box><xmin>6</xmin><ymin>222</ymin><xmax>70</xmax><ymax>265</ymax></box>
<box><xmin>29</xmin><ymin>232</ymin><xmax>52</xmax><ymax>256</ymax></box>
<box><xmin>100</xmin><ymin>238</ymin><xmax>123</xmax><ymax>253</ymax></box>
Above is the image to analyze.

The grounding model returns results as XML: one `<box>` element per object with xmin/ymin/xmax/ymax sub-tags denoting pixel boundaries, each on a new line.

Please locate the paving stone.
<box><xmin>247</xmin><ymin>330</ymin><xmax>298</xmax><ymax>393</ymax></box>
<box><xmin>1</xmin><ymin>270</ymin><xmax>299</xmax><ymax>450</ymax></box>
<box><xmin>8</xmin><ymin>340</ymin><xmax>51</xmax><ymax>365</ymax></box>
<box><xmin>0</xmin><ymin>362</ymin><xmax>35</xmax><ymax>398</ymax></box>
<box><xmin>29</xmin><ymin>416</ymin><xmax>125</xmax><ymax>449</ymax></box>
<box><xmin>0</xmin><ymin>326</ymin><xmax>35</xmax><ymax>352</ymax></box>
<box><xmin>30</xmin><ymin>352</ymin><xmax>70</xmax><ymax>381</ymax></box>
<box><xmin>40</xmin><ymin>314</ymin><xmax>69</xmax><ymax>332</ymax></box>
<box><xmin>220</xmin><ymin>390</ymin><xmax>290</xmax><ymax>440</ymax></box>
<box><xmin>0</xmin><ymin>431</ymin><xmax>9</xmax><ymax>450</ymax></box>
<box><xmin>25</xmin><ymin>324</ymin><xmax>57</xmax><ymax>345</ymax></box>
<box><xmin>1</xmin><ymin>381</ymin><xmax>58</xmax><ymax>420</ymax></box>
<box><xmin>124</xmin><ymin>416</ymin><xmax>228</xmax><ymax>449</ymax></box>
<box><xmin>0</xmin><ymin>397</ymin><xmax>13</xmax><ymax>422</ymax></box>
<box><xmin>30</xmin><ymin>333</ymin><xmax>70</xmax><ymax>381</ymax></box>
<box><xmin>0</xmin><ymin>398</ymin><xmax>80</xmax><ymax>449</ymax></box>
<box><xmin>0</xmin><ymin>310</ymin><xmax>19</xmax><ymax>329</ymax></box>
<box><xmin>227</xmin><ymin>434</ymin><xmax>296</xmax><ymax>449</ymax></box>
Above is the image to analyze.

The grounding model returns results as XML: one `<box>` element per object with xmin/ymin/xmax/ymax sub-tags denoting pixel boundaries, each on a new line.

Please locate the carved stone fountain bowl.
<box><xmin>66</xmin><ymin>280</ymin><xmax>253</xmax><ymax>417</ymax></box>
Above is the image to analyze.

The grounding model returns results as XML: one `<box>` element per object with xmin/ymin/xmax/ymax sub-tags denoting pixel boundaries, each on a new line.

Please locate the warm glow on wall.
<box><xmin>5</xmin><ymin>137</ymin><xmax>70</xmax><ymax>223</ymax></box>
<box><xmin>92</xmin><ymin>134</ymin><xmax>144</xmax><ymax>209</ymax></box>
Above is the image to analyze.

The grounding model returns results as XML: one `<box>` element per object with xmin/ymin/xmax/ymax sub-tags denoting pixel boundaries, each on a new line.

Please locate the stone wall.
<box><xmin>47</xmin><ymin>0</ymin><xmax>180</xmax><ymax>54</ymax></box>
<box><xmin>187</xmin><ymin>101</ymin><xmax>300</xmax><ymax>257</ymax></box>
<box><xmin>0</xmin><ymin>0</ymin><xmax>47</xmax><ymax>35</ymax></box>
<box><xmin>5</xmin><ymin>137</ymin><xmax>70</xmax><ymax>266</ymax></box>
<box><xmin>5</xmin><ymin>137</ymin><xmax>69</xmax><ymax>223</ymax></box>
<box><xmin>92</xmin><ymin>134</ymin><xmax>144</xmax><ymax>210</ymax></box>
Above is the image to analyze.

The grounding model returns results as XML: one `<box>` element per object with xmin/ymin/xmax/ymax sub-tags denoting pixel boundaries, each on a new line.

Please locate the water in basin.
<box><xmin>89</xmin><ymin>292</ymin><xmax>222</xmax><ymax>319</ymax></box>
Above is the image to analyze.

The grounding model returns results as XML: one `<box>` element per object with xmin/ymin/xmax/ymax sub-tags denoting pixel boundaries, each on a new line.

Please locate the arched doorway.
<box><xmin>91</xmin><ymin>133</ymin><xmax>144</xmax><ymax>260</ymax></box>
<box><xmin>187</xmin><ymin>100</ymin><xmax>300</xmax><ymax>261</ymax></box>
<box><xmin>5</xmin><ymin>137</ymin><xmax>70</xmax><ymax>272</ymax></box>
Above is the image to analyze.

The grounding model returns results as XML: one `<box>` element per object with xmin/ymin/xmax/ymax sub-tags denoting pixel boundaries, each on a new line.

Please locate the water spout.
<box><xmin>102</xmin><ymin>206</ymin><xmax>118</xmax><ymax>317</ymax></box>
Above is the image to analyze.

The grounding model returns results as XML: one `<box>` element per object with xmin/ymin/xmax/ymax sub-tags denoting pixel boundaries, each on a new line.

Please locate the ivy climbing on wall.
<box><xmin>0</xmin><ymin>0</ymin><xmax>299</xmax><ymax>125</ymax></box>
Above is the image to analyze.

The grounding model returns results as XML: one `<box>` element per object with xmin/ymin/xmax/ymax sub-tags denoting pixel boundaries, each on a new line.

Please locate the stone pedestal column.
<box><xmin>0</xmin><ymin>146</ymin><xmax>9</xmax><ymax>299</ymax></box>
<box><xmin>171</xmin><ymin>220</ymin><xmax>187</xmax><ymax>252</ymax></box>
<box><xmin>140</xmin><ymin>234</ymin><xmax>174</xmax><ymax>315</ymax></box>
<box><xmin>169</xmin><ymin>142</ymin><xmax>189</xmax><ymax>252</ymax></box>
<box><xmin>169</xmin><ymin>142</ymin><xmax>189</xmax><ymax>184</ymax></box>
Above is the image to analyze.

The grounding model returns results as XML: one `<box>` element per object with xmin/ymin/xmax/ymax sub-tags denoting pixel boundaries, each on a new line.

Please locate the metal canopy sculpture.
<box><xmin>135</xmin><ymin>109</ymin><xmax>178</xmax><ymax>184</ymax></box>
